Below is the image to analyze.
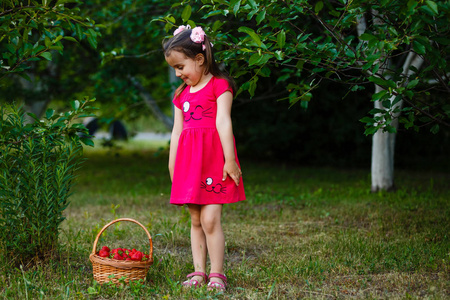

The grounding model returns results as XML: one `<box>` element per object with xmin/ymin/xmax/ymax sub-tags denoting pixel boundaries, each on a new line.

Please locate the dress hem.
<box><xmin>170</xmin><ymin>198</ymin><xmax>246</xmax><ymax>206</ymax></box>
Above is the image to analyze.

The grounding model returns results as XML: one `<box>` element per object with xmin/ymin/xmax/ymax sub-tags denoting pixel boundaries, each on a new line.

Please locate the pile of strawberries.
<box><xmin>97</xmin><ymin>246</ymin><xmax>150</xmax><ymax>261</ymax></box>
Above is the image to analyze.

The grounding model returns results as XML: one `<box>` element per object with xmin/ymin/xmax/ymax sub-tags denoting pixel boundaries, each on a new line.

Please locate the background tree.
<box><xmin>1</xmin><ymin>0</ymin><xmax>174</xmax><ymax>130</ymax></box>
<box><xmin>158</xmin><ymin>0</ymin><xmax>450</xmax><ymax>191</ymax></box>
<box><xmin>0</xmin><ymin>0</ymin><xmax>99</xmax><ymax>115</ymax></box>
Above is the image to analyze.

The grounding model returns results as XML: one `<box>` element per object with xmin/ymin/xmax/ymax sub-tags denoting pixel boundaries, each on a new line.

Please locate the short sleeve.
<box><xmin>213</xmin><ymin>77</ymin><xmax>233</xmax><ymax>99</ymax></box>
<box><xmin>172</xmin><ymin>93</ymin><xmax>182</xmax><ymax>109</ymax></box>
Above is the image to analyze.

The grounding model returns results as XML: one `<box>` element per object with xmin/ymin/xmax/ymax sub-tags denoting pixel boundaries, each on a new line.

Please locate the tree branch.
<box><xmin>128</xmin><ymin>76</ymin><xmax>173</xmax><ymax>130</ymax></box>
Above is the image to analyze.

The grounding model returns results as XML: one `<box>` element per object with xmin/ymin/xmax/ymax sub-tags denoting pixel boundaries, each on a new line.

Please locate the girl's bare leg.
<box><xmin>187</xmin><ymin>204</ymin><xmax>208</xmax><ymax>284</ymax></box>
<box><xmin>200</xmin><ymin>204</ymin><xmax>225</xmax><ymax>285</ymax></box>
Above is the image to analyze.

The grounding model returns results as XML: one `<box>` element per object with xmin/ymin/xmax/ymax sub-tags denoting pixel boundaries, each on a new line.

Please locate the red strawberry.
<box><xmin>101</xmin><ymin>246</ymin><xmax>110</xmax><ymax>252</ymax></box>
<box><xmin>99</xmin><ymin>250</ymin><xmax>109</xmax><ymax>257</ymax></box>
<box><xmin>131</xmin><ymin>251</ymin><xmax>143</xmax><ymax>261</ymax></box>
<box><xmin>113</xmin><ymin>253</ymin><xmax>123</xmax><ymax>260</ymax></box>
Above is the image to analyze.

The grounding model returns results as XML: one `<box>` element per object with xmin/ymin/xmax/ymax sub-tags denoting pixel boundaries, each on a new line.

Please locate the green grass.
<box><xmin>1</xmin><ymin>141</ymin><xmax>449</xmax><ymax>299</ymax></box>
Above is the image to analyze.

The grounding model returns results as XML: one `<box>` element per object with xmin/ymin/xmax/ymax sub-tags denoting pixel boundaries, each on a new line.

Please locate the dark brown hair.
<box><xmin>163</xmin><ymin>28</ymin><xmax>236</xmax><ymax>96</ymax></box>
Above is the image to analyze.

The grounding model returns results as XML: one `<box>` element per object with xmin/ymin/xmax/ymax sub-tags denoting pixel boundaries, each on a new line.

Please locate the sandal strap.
<box><xmin>208</xmin><ymin>273</ymin><xmax>227</xmax><ymax>285</ymax></box>
<box><xmin>186</xmin><ymin>272</ymin><xmax>208</xmax><ymax>282</ymax></box>
<box><xmin>207</xmin><ymin>281</ymin><xmax>226</xmax><ymax>289</ymax></box>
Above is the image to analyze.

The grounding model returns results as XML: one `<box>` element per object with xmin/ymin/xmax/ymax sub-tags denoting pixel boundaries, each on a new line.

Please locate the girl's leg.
<box><xmin>187</xmin><ymin>204</ymin><xmax>208</xmax><ymax>284</ymax></box>
<box><xmin>200</xmin><ymin>204</ymin><xmax>225</xmax><ymax>285</ymax></box>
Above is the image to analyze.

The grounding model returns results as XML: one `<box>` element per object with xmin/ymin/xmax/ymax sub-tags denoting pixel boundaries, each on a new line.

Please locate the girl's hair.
<box><xmin>163</xmin><ymin>28</ymin><xmax>236</xmax><ymax>96</ymax></box>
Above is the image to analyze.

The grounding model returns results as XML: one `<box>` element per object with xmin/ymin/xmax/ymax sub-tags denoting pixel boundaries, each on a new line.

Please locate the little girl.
<box><xmin>164</xmin><ymin>25</ymin><xmax>245</xmax><ymax>291</ymax></box>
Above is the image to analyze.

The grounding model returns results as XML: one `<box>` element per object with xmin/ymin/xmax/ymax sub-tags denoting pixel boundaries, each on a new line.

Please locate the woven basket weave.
<box><xmin>89</xmin><ymin>218</ymin><xmax>153</xmax><ymax>285</ymax></box>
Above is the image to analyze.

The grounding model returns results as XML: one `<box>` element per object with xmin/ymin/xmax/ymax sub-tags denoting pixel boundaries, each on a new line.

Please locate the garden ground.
<box><xmin>1</xmin><ymin>140</ymin><xmax>449</xmax><ymax>299</ymax></box>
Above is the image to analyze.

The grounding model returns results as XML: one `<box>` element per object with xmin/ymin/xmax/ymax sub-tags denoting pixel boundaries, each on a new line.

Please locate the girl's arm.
<box><xmin>216</xmin><ymin>91</ymin><xmax>242</xmax><ymax>186</ymax></box>
<box><xmin>169</xmin><ymin>106</ymin><xmax>184</xmax><ymax>182</ymax></box>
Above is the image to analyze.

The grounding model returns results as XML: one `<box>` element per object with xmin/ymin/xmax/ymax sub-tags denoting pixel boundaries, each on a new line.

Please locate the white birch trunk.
<box><xmin>371</xmin><ymin>89</ymin><xmax>397</xmax><ymax>192</ymax></box>
<box><xmin>370</xmin><ymin>53</ymin><xmax>424</xmax><ymax>191</ymax></box>
<box><xmin>356</xmin><ymin>11</ymin><xmax>426</xmax><ymax>191</ymax></box>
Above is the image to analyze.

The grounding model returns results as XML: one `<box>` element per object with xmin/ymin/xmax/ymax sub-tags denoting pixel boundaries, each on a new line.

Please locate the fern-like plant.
<box><xmin>0</xmin><ymin>98</ymin><xmax>95</xmax><ymax>265</ymax></box>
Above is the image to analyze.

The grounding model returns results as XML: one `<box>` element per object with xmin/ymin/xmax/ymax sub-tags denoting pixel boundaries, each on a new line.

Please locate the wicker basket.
<box><xmin>89</xmin><ymin>218</ymin><xmax>153</xmax><ymax>285</ymax></box>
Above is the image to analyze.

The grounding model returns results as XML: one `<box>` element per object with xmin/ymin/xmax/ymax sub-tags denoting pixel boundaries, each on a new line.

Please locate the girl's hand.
<box><xmin>223</xmin><ymin>160</ymin><xmax>242</xmax><ymax>186</ymax></box>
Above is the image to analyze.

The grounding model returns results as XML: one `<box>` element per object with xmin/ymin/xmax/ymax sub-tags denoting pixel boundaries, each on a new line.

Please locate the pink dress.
<box><xmin>170</xmin><ymin>76</ymin><xmax>246</xmax><ymax>206</ymax></box>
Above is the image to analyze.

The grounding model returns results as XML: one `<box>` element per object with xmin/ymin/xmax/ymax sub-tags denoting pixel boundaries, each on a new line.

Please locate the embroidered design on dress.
<box><xmin>201</xmin><ymin>177</ymin><xmax>226</xmax><ymax>194</ymax></box>
<box><xmin>183</xmin><ymin>101</ymin><xmax>212</xmax><ymax>121</ymax></box>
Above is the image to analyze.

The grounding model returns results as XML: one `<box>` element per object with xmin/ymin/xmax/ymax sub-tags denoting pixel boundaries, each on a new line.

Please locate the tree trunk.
<box><xmin>23</xmin><ymin>100</ymin><xmax>50</xmax><ymax>123</ymax></box>
<box><xmin>371</xmin><ymin>89</ymin><xmax>397</xmax><ymax>192</ymax></box>
<box><xmin>18</xmin><ymin>72</ymin><xmax>50</xmax><ymax>123</ymax></box>
<box><xmin>370</xmin><ymin>52</ymin><xmax>423</xmax><ymax>192</ymax></box>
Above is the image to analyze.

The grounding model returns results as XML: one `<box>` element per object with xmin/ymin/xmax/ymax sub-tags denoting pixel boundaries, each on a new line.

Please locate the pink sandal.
<box><xmin>182</xmin><ymin>272</ymin><xmax>208</xmax><ymax>288</ymax></box>
<box><xmin>207</xmin><ymin>273</ymin><xmax>227</xmax><ymax>292</ymax></box>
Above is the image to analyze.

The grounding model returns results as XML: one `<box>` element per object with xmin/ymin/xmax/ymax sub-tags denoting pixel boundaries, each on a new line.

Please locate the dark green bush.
<box><xmin>0</xmin><ymin>99</ymin><xmax>95</xmax><ymax>265</ymax></box>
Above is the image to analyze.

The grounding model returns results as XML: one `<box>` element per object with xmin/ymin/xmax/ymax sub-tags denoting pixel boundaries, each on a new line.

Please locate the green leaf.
<box><xmin>360</xmin><ymin>117</ymin><xmax>375</xmax><ymax>124</ymax></box>
<box><xmin>382</xmin><ymin>100</ymin><xmax>391</xmax><ymax>108</ymax></box>
<box><xmin>385</xmin><ymin>125</ymin><xmax>397</xmax><ymax>133</ymax></box>
<box><xmin>248</xmin><ymin>53</ymin><xmax>271</xmax><ymax>66</ymax></box>
<box><xmin>430</xmin><ymin>124</ymin><xmax>439</xmax><ymax>134</ymax></box>
<box><xmin>80</xmin><ymin>138</ymin><xmax>94</xmax><ymax>147</ymax></box>
<box><xmin>238</xmin><ymin>26</ymin><xmax>262</xmax><ymax>47</ymax></box>
<box><xmin>44</xmin><ymin>36</ymin><xmax>52</xmax><ymax>48</ymax></box>
<box><xmin>63</xmin><ymin>36</ymin><xmax>78</xmax><ymax>43</ymax></box>
<box><xmin>406</xmin><ymin>79</ymin><xmax>419</xmax><ymax>89</ymax></box>
<box><xmin>425</xmin><ymin>0</ymin><xmax>438</xmax><ymax>15</ymax></box>
<box><xmin>212</xmin><ymin>20</ymin><xmax>223</xmax><ymax>32</ymax></box>
<box><xmin>230</xmin><ymin>0</ymin><xmax>241</xmax><ymax>16</ymax></box>
<box><xmin>372</xmin><ymin>90</ymin><xmax>388</xmax><ymax>101</ymax></box>
<box><xmin>413</xmin><ymin>40</ymin><xmax>426</xmax><ymax>55</ymax></box>
<box><xmin>202</xmin><ymin>10</ymin><xmax>228</xmax><ymax>19</ymax></box>
<box><xmin>181</xmin><ymin>5</ymin><xmax>192</xmax><ymax>22</ymax></box>
<box><xmin>315</xmin><ymin>1</ymin><xmax>324</xmax><ymax>14</ymax></box>
<box><xmin>87</xmin><ymin>35</ymin><xmax>97</xmax><ymax>49</ymax></box>
<box><xmin>249</xmin><ymin>53</ymin><xmax>262</xmax><ymax>66</ymax></box>
<box><xmin>249</xmin><ymin>77</ymin><xmax>258</xmax><ymax>97</ymax></box>
<box><xmin>75</xmin><ymin>23</ymin><xmax>83</xmax><ymax>41</ymax></box>
<box><xmin>17</xmin><ymin>72</ymin><xmax>32</xmax><ymax>81</ymax></box>
<box><xmin>277</xmin><ymin>30</ymin><xmax>286</xmax><ymax>49</ymax></box>
<box><xmin>71</xmin><ymin>100</ymin><xmax>80</xmax><ymax>110</ymax></box>
<box><xmin>364</xmin><ymin>126</ymin><xmax>379</xmax><ymax>135</ymax></box>
<box><xmin>165</xmin><ymin>15</ymin><xmax>176</xmax><ymax>24</ymax></box>
<box><xmin>256</xmin><ymin>10</ymin><xmax>266</xmax><ymax>25</ymax></box>
<box><xmin>359</xmin><ymin>33</ymin><xmax>377</xmax><ymax>41</ymax></box>
<box><xmin>260</xmin><ymin>66</ymin><xmax>271</xmax><ymax>77</ymax></box>
<box><xmin>40</xmin><ymin>52</ymin><xmax>52</xmax><ymax>61</ymax></box>
<box><xmin>391</xmin><ymin>95</ymin><xmax>402</xmax><ymax>107</ymax></box>
<box><xmin>368</xmin><ymin>76</ymin><xmax>386</xmax><ymax>87</ymax></box>
<box><xmin>369</xmin><ymin>108</ymin><xmax>385</xmax><ymax>114</ymax></box>
<box><xmin>46</xmin><ymin>109</ymin><xmax>55</xmax><ymax>119</ymax></box>
<box><xmin>5</xmin><ymin>44</ymin><xmax>15</xmax><ymax>54</ymax></box>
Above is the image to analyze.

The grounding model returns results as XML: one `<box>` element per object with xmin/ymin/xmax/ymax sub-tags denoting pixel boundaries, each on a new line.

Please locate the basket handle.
<box><xmin>91</xmin><ymin>218</ymin><xmax>153</xmax><ymax>261</ymax></box>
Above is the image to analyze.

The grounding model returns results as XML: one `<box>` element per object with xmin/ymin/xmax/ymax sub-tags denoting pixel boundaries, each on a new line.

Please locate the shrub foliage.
<box><xmin>0</xmin><ymin>99</ymin><xmax>95</xmax><ymax>264</ymax></box>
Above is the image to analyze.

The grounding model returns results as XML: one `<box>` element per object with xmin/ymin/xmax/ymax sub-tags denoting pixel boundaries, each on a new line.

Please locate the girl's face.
<box><xmin>165</xmin><ymin>51</ymin><xmax>206</xmax><ymax>87</ymax></box>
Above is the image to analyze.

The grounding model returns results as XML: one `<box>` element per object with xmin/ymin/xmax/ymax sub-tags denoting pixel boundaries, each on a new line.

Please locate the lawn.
<box><xmin>1</xmin><ymin>140</ymin><xmax>449</xmax><ymax>299</ymax></box>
